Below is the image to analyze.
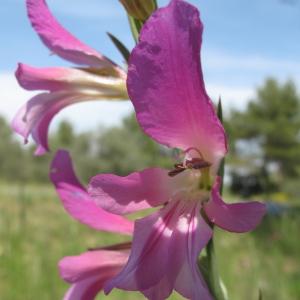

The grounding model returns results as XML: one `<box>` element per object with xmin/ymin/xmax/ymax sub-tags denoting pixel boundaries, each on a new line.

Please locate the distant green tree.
<box><xmin>0</xmin><ymin>116</ymin><xmax>29</xmax><ymax>182</ymax></box>
<box><xmin>96</xmin><ymin>113</ymin><xmax>173</xmax><ymax>175</ymax></box>
<box><xmin>228</xmin><ymin>78</ymin><xmax>300</xmax><ymax>178</ymax></box>
<box><xmin>55</xmin><ymin>120</ymin><xmax>75</xmax><ymax>148</ymax></box>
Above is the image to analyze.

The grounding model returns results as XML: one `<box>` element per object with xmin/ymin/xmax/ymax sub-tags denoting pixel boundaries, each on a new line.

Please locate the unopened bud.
<box><xmin>119</xmin><ymin>0</ymin><xmax>156</xmax><ymax>21</ymax></box>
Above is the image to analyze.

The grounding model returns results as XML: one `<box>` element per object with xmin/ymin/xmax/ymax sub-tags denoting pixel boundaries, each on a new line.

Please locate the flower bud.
<box><xmin>119</xmin><ymin>0</ymin><xmax>156</xmax><ymax>21</ymax></box>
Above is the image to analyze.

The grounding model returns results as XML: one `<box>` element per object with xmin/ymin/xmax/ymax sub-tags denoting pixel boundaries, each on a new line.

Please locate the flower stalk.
<box><xmin>201</xmin><ymin>97</ymin><xmax>228</xmax><ymax>300</ymax></box>
<box><xmin>15</xmin><ymin>1</ymin><xmax>267</xmax><ymax>298</ymax></box>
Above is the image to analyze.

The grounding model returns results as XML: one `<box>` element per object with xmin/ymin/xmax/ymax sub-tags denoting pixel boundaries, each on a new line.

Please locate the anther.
<box><xmin>168</xmin><ymin>158</ymin><xmax>212</xmax><ymax>177</ymax></box>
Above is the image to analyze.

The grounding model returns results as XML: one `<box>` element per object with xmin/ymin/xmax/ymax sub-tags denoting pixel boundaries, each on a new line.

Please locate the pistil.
<box><xmin>199</xmin><ymin>167</ymin><xmax>211</xmax><ymax>191</ymax></box>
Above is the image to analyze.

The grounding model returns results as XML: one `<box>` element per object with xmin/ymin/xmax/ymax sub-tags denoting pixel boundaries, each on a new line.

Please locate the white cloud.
<box><xmin>1</xmin><ymin>71</ymin><xmax>253</xmax><ymax>135</ymax></box>
<box><xmin>0</xmin><ymin>72</ymin><xmax>133</xmax><ymax>132</ymax></box>
<box><xmin>0</xmin><ymin>72</ymin><xmax>31</xmax><ymax>123</ymax></box>
<box><xmin>203</xmin><ymin>50</ymin><xmax>300</xmax><ymax>76</ymax></box>
<box><xmin>202</xmin><ymin>51</ymin><xmax>300</xmax><ymax>111</ymax></box>
<box><xmin>207</xmin><ymin>84</ymin><xmax>255</xmax><ymax>111</ymax></box>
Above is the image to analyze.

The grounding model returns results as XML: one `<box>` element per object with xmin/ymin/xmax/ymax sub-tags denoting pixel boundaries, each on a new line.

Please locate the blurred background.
<box><xmin>0</xmin><ymin>0</ymin><xmax>300</xmax><ymax>299</ymax></box>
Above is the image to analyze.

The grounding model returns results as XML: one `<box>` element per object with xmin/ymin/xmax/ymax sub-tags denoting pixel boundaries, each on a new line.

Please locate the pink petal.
<box><xmin>105</xmin><ymin>200</ymin><xmax>213</xmax><ymax>299</ymax></box>
<box><xmin>174</xmin><ymin>213</ymin><xmax>213</xmax><ymax>300</ymax></box>
<box><xmin>13</xmin><ymin>64</ymin><xmax>127</xmax><ymax>155</ymax></box>
<box><xmin>12</xmin><ymin>91</ymin><xmax>84</xmax><ymax>155</ymax></box>
<box><xmin>63</xmin><ymin>276</ymin><xmax>106</xmax><ymax>300</ymax></box>
<box><xmin>26</xmin><ymin>0</ymin><xmax>118</xmax><ymax>70</ymax></box>
<box><xmin>59</xmin><ymin>250</ymin><xmax>129</xmax><ymax>283</ymax></box>
<box><xmin>15</xmin><ymin>63</ymin><xmax>127</xmax><ymax>94</ymax></box>
<box><xmin>104</xmin><ymin>201</ymin><xmax>182</xmax><ymax>295</ymax></box>
<box><xmin>50</xmin><ymin>150</ymin><xmax>133</xmax><ymax>235</ymax></box>
<box><xmin>142</xmin><ymin>276</ymin><xmax>174</xmax><ymax>300</ymax></box>
<box><xmin>88</xmin><ymin>168</ymin><xmax>174</xmax><ymax>215</ymax></box>
<box><xmin>16</xmin><ymin>63</ymin><xmax>72</xmax><ymax>91</ymax></box>
<box><xmin>127</xmin><ymin>0</ymin><xmax>227</xmax><ymax>167</ymax></box>
<box><xmin>59</xmin><ymin>250</ymin><xmax>129</xmax><ymax>300</ymax></box>
<box><xmin>204</xmin><ymin>177</ymin><xmax>266</xmax><ymax>233</ymax></box>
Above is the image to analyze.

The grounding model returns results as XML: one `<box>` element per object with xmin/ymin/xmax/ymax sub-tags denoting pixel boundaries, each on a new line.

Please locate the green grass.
<box><xmin>0</xmin><ymin>184</ymin><xmax>299</xmax><ymax>299</ymax></box>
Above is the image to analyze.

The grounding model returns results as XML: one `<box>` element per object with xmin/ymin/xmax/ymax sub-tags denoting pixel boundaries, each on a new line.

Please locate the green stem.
<box><xmin>128</xmin><ymin>15</ymin><xmax>143</xmax><ymax>43</ymax></box>
<box><xmin>199</xmin><ymin>97</ymin><xmax>227</xmax><ymax>300</ymax></box>
<box><xmin>205</xmin><ymin>235</ymin><xmax>227</xmax><ymax>300</ymax></box>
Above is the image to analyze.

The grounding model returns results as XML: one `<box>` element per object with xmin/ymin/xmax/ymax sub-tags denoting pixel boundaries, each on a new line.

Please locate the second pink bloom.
<box><xmin>89</xmin><ymin>0</ymin><xmax>266</xmax><ymax>299</ymax></box>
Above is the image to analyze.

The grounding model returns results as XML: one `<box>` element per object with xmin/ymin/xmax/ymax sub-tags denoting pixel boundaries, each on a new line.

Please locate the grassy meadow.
<box><xmin>0</xmin><ymin>184</ymin><xmax>299</xmax><ymax>300</ymax></box>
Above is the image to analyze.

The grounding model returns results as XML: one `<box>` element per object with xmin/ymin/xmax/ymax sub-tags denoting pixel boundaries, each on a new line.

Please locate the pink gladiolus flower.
<box><xmin>50</xmin><ymin>150</ymin><xmax>133</xmax><ymax>299</ymax></box>
<box><xmin>59</xmin><ymin>246</ymin><xmax>130</xmax><ymax>300</ymax></box>
<box><xmin>50</xmin><ymin>150</ymin><xmax>133</xmax><ymax>235</ymax></box>
<box><xmin>13</xmin><ymin>0</ymin><xmax>128</xmax><ymax>155</ymax></box>
<box><xmin>89</xmin><ymin>0</ymin><xmax>266</xmax><ymax>299</ymax></box>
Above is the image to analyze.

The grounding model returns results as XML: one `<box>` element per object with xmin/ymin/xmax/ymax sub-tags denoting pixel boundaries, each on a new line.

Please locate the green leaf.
<box><xmin>217</xmin><ymin>97</ymin><xmax>225</xmax><ymax>194</ymax></box>
<box><xmin>107</xmin><ymin>32</ymin><xmax>130</xmax><ymax>63</ymax></box>
<box><xmin>217</xmin><ymin>96</ymin><xmax>223</xmax><ymax>123</ymax></box>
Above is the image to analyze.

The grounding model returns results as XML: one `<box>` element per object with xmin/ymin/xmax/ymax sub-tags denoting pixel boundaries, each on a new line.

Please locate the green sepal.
<box><xmin>126</xmin><ymin>0</ymin><xmax>157</xmax><ymax>43</ymax></box>
<box><xmin>120</xmin><ymin>0</ymin><xmax>157</xmax><ymax>22</ymax></box>
<box><xmin>107</xmin><ymin>32</ymin><xmax>130</xmax><ymax>63</ymax></box>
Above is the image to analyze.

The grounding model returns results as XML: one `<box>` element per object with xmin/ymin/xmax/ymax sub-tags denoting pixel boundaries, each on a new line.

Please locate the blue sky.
<box><xmin>1</xmin><ymin>0</ymin><xmax>300</xmax><ymax>131</ymax></box>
